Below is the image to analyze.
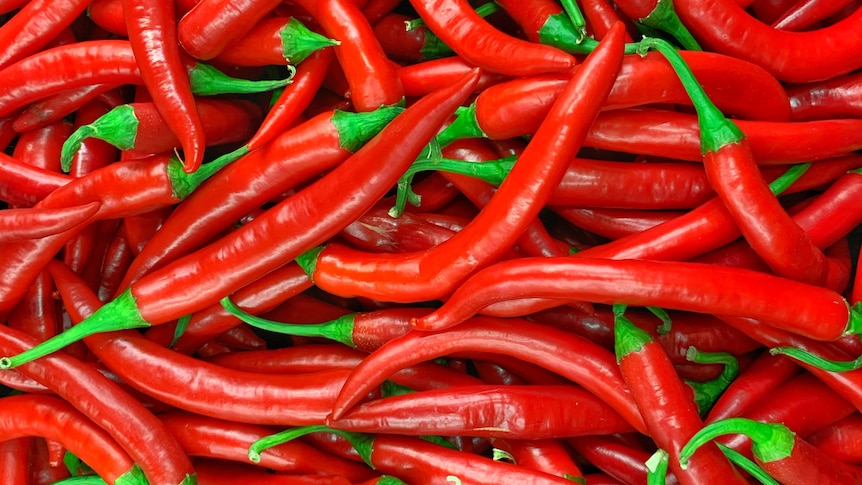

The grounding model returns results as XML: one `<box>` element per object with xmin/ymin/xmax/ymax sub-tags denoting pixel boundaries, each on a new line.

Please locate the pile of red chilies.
<box><xmin>2</xmin><ymin>0</ymin><xmax>862</xmax><ymax>483</ymax></box>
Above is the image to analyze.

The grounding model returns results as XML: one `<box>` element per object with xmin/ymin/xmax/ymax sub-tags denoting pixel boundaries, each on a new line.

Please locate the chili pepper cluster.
<box><xmin>1</xmin><ymin>0</ymin><xmax>862</xmax><ymax>483</ymax></box>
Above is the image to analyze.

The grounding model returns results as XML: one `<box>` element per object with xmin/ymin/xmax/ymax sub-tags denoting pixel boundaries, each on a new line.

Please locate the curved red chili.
<box><xmin>301</xmin><ymin>23</ymin><xmax>625</xmax><ymax>303</ymax></box>
<box><xmin>11</xmin><ymin>83</ymin><xmax>124</xmax><ymax>132</ymax></box>
<box><xmin>0</xmin><ymin>0</ymin><xmax>92</xmax><ymax>70</ymax></box>
<box><xmin>408</xmin><ymin>0</ymin><xmax>576</xmax><ymax>76</ymax></box>
<box><xmin>177</xmin><ymin>0</ymin><xmax>283</xmax><ymax>60</ymax></box>
<box><xmin>214</xmin><ymin>16</ymin><xmax>339</xmax><ymax>67</ymax></box>
<box><xmin>0</xmin><ymin>202</ymin><xmax>100</xmax><ymax>244</ymax></box>
<box><xmin>675</xmin><ymin>0</ymin><xmax>862</xmax><ymax>82</ymax></box>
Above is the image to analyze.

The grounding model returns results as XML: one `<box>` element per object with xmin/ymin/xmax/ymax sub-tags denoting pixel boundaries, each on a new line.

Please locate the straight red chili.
<box><xmin>0</xmin><ymin>202</ymin><xmax>99</xmax><ymax>244</ymax></box>
<box><xmin>0</xmin><ymin>439</ymin><xmax>30</xmax><ymax>485</ymax></box>
<box><xmin>705</xmin><ymin>351</ymin><xmax>800</xmax><ymax>423</ymax></box>
<box><xmin>772</xmin><ymin>0</ymin><xmax>856</xmax><ymax>30</ymax></box>
<box><xmin>395</xmin><ymin>56</ymin><xmax>506</xmax><ymax>97</ymax></box>
<box><xmin>301</xmin><ymin>23</ymin><xmax>625</xmax><ymax>303</ymax></box>
<box><xmin>292</xmin><ymin>0</ymin><xmax>404</xmax><ymax>111</ymax></box>
<box><xmin>213</xmin><ymin>17</ymin><xmax>339</xmax><ymax>67</ymax></box>
<box><xmin>177</xmin><ymin>0</ymin><xmax>284</xmax><ymax>60</ymax></box>
<box><xmin>0</xmin><ymin>0</ymin><xmax>92</xmax><ymax>70</ymax></box>
<box><xmin>11</xmin><ymin>83</ymin><xmax>124</xmax><ymax>133</ymax></box>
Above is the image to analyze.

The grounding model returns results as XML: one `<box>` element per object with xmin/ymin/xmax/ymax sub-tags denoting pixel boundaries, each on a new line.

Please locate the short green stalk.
<box><xmin>679</xmin><ymin>417</ymin><xmax>795</xmax><ymax>469</ymax></box>
<box><xmin>716</xmin><ymin>443</ymin><xmax>779</xmax><ymax>485</ymax></box>
<box><xmin>280</xmin><ymin>17</ymin><xmax>339</xmax><ymax>64</ymax></box>
<box><xmin>645</xmin><ymin>449</ymin><xmax>669</xmax><ymax>485</ymax></box>
<box><xmin>61</xmin><ymin>104</ymin><xmax>139</xmax><ymax>171</ymax></box>
<box><xmin>188</xmin><ymin>62</ymin><xmax>296</xmax><ymax>96</ymax></box>
<box><xmin>637</xmin><ymin>0</ymin><xmax>701</xmax><ymax>51</ymax></box>
<box><xmin>613</xmin><ymin>304</ymin><xmax>654</xmax><ymax>362</ymax></box>
<box><xmin>684</xmin><ymin>347</ymin><xmax>739</xmax><ymax>416</ymax></box>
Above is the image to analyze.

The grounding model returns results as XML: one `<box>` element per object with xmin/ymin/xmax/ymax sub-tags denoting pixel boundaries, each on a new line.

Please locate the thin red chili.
<box><xmin>705</xmin><ymin>351</ymin><xmax>800</xmax><ymax>423</ymax></box>
<box><xmin>492</xmin><ymin>438</ymin><xmax>584</xmax><ymax>482</ymax></box>
<box><xmin>786</xmin><ymin>71</ymin><xmax>862</xmax><ymax>120</ymax></box>
<box><xmin>681</xmin><ymin>417</ymin><xmax>862</xmax><ymax>484</ymax></box>
<box><xmin>302</xmin><ymin>24</ymin><xmax>625</xmax><ymax>303</ymax></box>
<box><xmin>158</xmin><ymin>412</ymin><xmax>376</xmax><ymax>481</ymax></box>
<box><xmin>251</xmin><ymin>426</ymin><xmax>583</xmax><ymax>484</ymax></box>
<box><xmin>11</xmin><ymin>83</ymin><xmax>124</xmax><ymax>132</ymax></box>
<box><xmin>326</xmin><ymin>384</ymin><xmax>635</xmax><ymax>438</ymax></box>
<box><xmin>0</xmin><ymin>202</ymin><xmax>99</xmax><ymax>244</ymax></box>
<box><xmin>408</xmin><ymin>0</ymin><xmax>575</xmax><ymax>76</ymax></box>
<box><xmin>2</xmin><ymin>70</ymin><xmax>480</xmax><ymax>369</ymax></box>
<box><xmin>0</xmin><ymin>439</ymin><xmax>30</xmax><ymax>485</ymax></box>
<box><xmin>772</xmin><ymin>0</ymin><xmax>855</xmax><ymax>30</ymax></box>
<box><xmin>115</xmin><ymin>104</ymin><xmax>401</xmax><ymax>291</ymax></box>
<box><xmin>292</xmin><ymin>0</ymin><xmax>404</xmax><ymax>111</ymax></box>
<box><xmin>675</xmin><ymin>0</ymin><xmax>862</xmax><ymax>82</ymax></box>
<box><xmin>0</xmin><ymin>394</ymin><xmax>144</xmax><ymax>484</ymax></box>
<box><xmin>0</xmin><ymin>0</ymin><xmax>92</xmax><ymax>70</ymax></box>
<box><xmin>410</xmin><ymin>257</ymin><xmax>858</xmax><ymax>341</ymax></box>
<box><xmin>60</xmin><ymin>98</ymin><xmax>262</xmax><ymax>170</ymax></box>
<box><xmin>395</xmin><ymin>55</ymin><xmax>506</xmax><ymax>97</ymax></box>
<box><xmin>808</xmin><ymin>413</ymin><xmax>862</xmax><ymax>464</ymax></box>
<box><xmin>372</xmin><ymin>12</ymin><xmax>453</xmax><ymax>62</ymax></box>
<box><xmin>7</xmin><ymin>270</ymin><xmax>59</xmax><ymax>343</ymax></box>
<box><xmin>570</xmin><ymin>435</ymin><xmax>680</xmax><ymax>485</ymax></box>
<box><xmin>177</xmin><ymin>0</ymin><xmax>283</xmax><ymax>60</ymax></box>
<box><xmin>194</xmin><ymin>459</ymin><xmax>353</xmax><ymax>485</ymax></box>
<box><xmin>122</xmin><ymin>0</ymin><xmax>206</xmax><ymax>173</ymax></box>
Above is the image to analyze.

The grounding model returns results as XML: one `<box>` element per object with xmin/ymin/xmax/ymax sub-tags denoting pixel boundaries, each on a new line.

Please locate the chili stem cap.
<box><xmin>61</xmin><ymin>104</ymin><xmax>139</xmax><ymax>172</ymax></box>
<box><xmin>679</xmin><ymin>417</ymin><xmax>794</xmax><ymax>468</ymax></box>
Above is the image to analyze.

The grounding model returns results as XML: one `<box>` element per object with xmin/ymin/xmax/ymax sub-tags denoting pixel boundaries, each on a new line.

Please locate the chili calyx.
<box><xmin>281</xmin><ymin>17</ymin><xmax>339</xmax><ymax>64</ymax></box>
<box><xmin>679</xmin><ymin>417</ymin><xmax>794</xmax><ymax>468</ymax></box>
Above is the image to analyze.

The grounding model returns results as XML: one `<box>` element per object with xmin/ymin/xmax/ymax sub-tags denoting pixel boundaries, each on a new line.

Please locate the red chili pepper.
<box><xmin>292</xmin><ymin>0</ymin><xmax>404</xmax><ymax>111</ymax></box>
<box><xmin>395</xmin><ymin>56</ymin><xmax>506</xmax><ymax>97</ymax></box>
<box><xmin>772</xmin><ymin>0</ymin><xmax>856</xmax><ymax>29</ymax></box>
<box><xmin>339</xmin><ymin>204</ymin><xmax>460</xmax><ymax>253</ymax></box>
<box><xmin>681</xmin><ymin>417</ymin><xmax>862</xmax><ymax>484</ymax></box>
<box><xmin>214</xmin><ymin>17</ymin><xmax>339</xmax><ymax>67</ymax></box>
<box><xmin>121</xmin><ymin>0</ymin><xmax>206</xmax><ymax>173</ymax></box>
<box><xmin>0</xmin><ymin>394</ymin><xmax>145</xmax><ymax>484</ymax></box>
<box><xmin>302</xmin><ymin>23</ymin><xmax>625</xmax><ymax>304</ymax></box>
<box><xmin>491</xmin><ymin>438</ymin><xmax>584</xmax><ymax>482</ymax></box>
<box><xmin>372</xmin><ymin>12</ymin><xmax>453</xmax><ymax>62</ymax></box>
<box><xmin>408</xmin><ymin>0</ymin><xmax>576</xmax><ymax>76</ymax></box>
<box><xmin>613</xmin><ymin>306</ymin><xmax>746</xmax><ymax>484</ymax></box>
<box><xmin>553</xmin><ymin>207</ymin><xmax>679</xmax><ymax>239</ymax></box>
<box><xmin>327</xmin><ymin>315</ymin><xmax>647</xmax><ymax>433</ymax></box>
<box><xmin>11</xmin><ymin>83</ymin><xmax>124</xmax><ymax>132</ymax></box>
<box><xmin>0</xmin><ymin>439</ymin><xmax>30</xmax><ymax>485</ymax></box>
<box><xmin>643</xmin><ymin>37</ymin><xmax>839</xmax><ymax>288</ymax></box>
<box><xmin>584</xmin><ymin>108</ymin><xmax>862</xmax><ymax>163</ymax></box>
<box><xmin>158</xmin><ymin>412</ymin><xmax>376</xmax><ymax>481</ymax></box>
<box><xmin>615</xmin><ymin>0</ymin><xmax>701</xmax><ymax>49</ymax></box>
<box><xmin>786</xmin><ymin>71</ymin><xmax>862</xmax><ymax>120</ymax></box>
<box><xmin>326</xmin><ymin>384</ymin><xmax>635</xmax><ymax>438</ymax></box>
<box><xmin>808</xmin><ymin>413</ymin><xmax>862</xmax><ymax>464</ymax></box>
<box><xmin>410</xmin><ymin>256</ymin><xmax>858</xmax><ymax>341</ymax></box>
<box><xmin>250</xmin><ymin>426</ymin><xmax>582</xmax><ymax>484</ymax></box>
<box><xmin>675</xmin><ymin>0</ymin><xmax>862</xmax><ymax>82</ymax></box>
<box><xmin>0</xmin><ymin>40</ymin><xmax>292</xmax><ymax>120</ymax></box>
<box><xmin>60</xmin><ymin>98</ymin><xmax>262</xmax><ymax>170</ymax></box>
<box><xmin>115</xmin><ymin>104</ymin><xmax>400</xmax><ymax>291</ymax></box>
<box><xmin>0</xmin><ymin>0</ymin><xmax>92</xmax><ymax>70</ymax></box>
<box><xmin>0</xmin><ymin>202</ymin><xmax>100</xmax><ymax>244</ymax></box>
<box><xmin>177</xmin><ymin>0</ymin><xmax>284</xmax><ymax>60</ymax></box>
<box><xmin>569</xmin><ymin>435</ymin><xmax>681</xmax><ymax>485</ymax></box>
<box><xmin>194</xmin><ymin>459</ymin><xmax>353</xmax><ymax>485</ymax></box>
<box><xmin>705</xmin><ymin>351</ymin><xmax>800</xmax><ymax>423</ymax></box>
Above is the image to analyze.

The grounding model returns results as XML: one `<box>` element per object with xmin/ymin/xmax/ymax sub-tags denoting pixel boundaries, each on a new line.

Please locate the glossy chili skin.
<box><xmin>492</xmin><ymin>438</ymin><xmax>583</xmax><ymax>481</ymax></box>
<box><xmin>327</xmin><ymin>384</ymin><xmax>634</xmax><ymax>438</ymax></box>
<box><xmin>0</xmin><ymin>202</ymin><xmax>100</xmax><ymax>244</ymax></box>
<box><xmin>122</xmin><ymin>0</ymin><xmax>205</xmax><ymax>173</ymax></box>
<box><xmin>48</xmin><ymin>260</ymin><xmax>353</xmax><ymax>426</ymax></box>
<box><xmin>787</xmin><ymin>71</ymin><xmax>862</xmax><ymax>120</ymax></box>
<box><xmin>413</xmin><ymin>256</ymin><xmax>853</xmax><ymax>341</ymax></box>
<box><xmin>395</xmin><ymin>56</ymin><xmax>506</xmax><ymax>97</ymax></box>
<box><xmin>116</xmin><ymin>105</ymin><xmax>398</xmax><ymax>290</ymax></box>
<box><xmin>293</xmin><ymin>0</ymin><xmax>404</xmax><ymax>111</ymax></box>
<box><xmin>12</xmin><ymin>83</ymin><xmax>123</xmax><ymax>132</ymax></box>
<box><xmin>0</xmin><ymin>0</ymin><xmax>92</xmax><ymax>71</ymax></box>
<box><xmin>158</xmin><ymin>412</ymin><xmax>375</xmax><ymax>481</ymax></box>
<box><xmin>570</xmin><ymin>435</ymin><xmax>680</xmax><ymax>485</ymax></box>
<box><xmin>373</xmin><ymin>12</ymin><xmax>452</xmax><ymax>62</ymax></box>
<box><xmin>675</xmin><ymin>0</ymin><xmax>862</xmax><ymax>82</ymax></box>
<box><xmin>328</xmin><ymin>315</ymin><xmax>647</xmax><ymax>433</ymax></box>
<box><xmin>705</xmin><ymin>351</ymin><xmax>800</xmax><ymax>423</ymax></box>
<box><xmin>117</xmin><ymin>69</ymin><xmax>478</xmax><ymax>327</ymax></box>
<box><xmin>0</xmin><ymin>438</ymin><xmax>30</xmax><ymax>485</ymax></box>
<box><xmin>177</xmin><ymin>0</ymin><xmax>283</xmax><ymax>60</ymax></box>
<box><xmin>306</xmin><ymin>24</ymin><xmax>625</xmax><ymax>303</ymax></box>
<box><xmin>408</xmin><ymin>0</ymin><xmax>575</xmax><ymax>77</ymax></box>
<box><xmin>808</xmin><ymin>413</ymin><xmax>862</xmax><ymax>464</ymax></box>
<box><xmin>193</xmin><ymin>459</ymin><xmax>353</xmax><ymax>485</ymax></box>
<box><xmin>0</xmin><ymin>394</ymin><xmax>138</xmax><ymax>484</ymax></box>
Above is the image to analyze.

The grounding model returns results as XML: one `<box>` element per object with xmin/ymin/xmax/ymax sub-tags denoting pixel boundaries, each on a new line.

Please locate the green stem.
<box><xmin>637</xmin><ymin>37</ymin><xmax>743</xmax><ymax>154</ymax></box>
<box><xmin>248</xmin><ymin>426</ymin><xmax>375</xmax><ymax>468</ymax></box>
<box><xmin>61</xmin><ymin>105</ymin><xmax>140</xmax><ymax>172</ymax></box>
<box><xmin>679</xmin><ymin>417</ymin><xmax>795</xmax><ymax>468</ymax></box>
<box><xmin>389</xmin><ymin>138</ymin><xmax>443</xmax><ymax>218</ymax></box>
<box><xmin>295</xmin><ymin>246</ymin><xmax>323</xmax><ymax>279</ymax></box>
<box><xmin>332</xmin><ymin>106</ymin><xmax>405</xmax><ymax>153</ymax></box>
<box><xmin>716</xmin><ymin>443</ymin><xmax>780</xmax><ymax>485</ymax></box>
<box><xmin>638</xmin><ymin>0</ymin><xmax>701</xmax><ymax>51</ymax></box>
<box><xmin>435</xmin><ymin>103</ymin><xmax>486</xmax><ymax>148</ymax></box>
<box><xmin>169</xmin><ymin>314</ymin><xmax>192</xmax><ymax>349</ymax></box>
<box><xmin>220</xmin><ymin>296</ymin><xmax>356</xmax><ymax>347</ymax></box>
<box><xmin>167</xmin><ymin>150</ymin><xmax>239</xmax><ymax>200</ymax></box>
<box><xmin>769</xmin><ymin>303</ymin><xmax>862</xmax><ymax>371</ymax></box>
<box><xmin>645</xmin><ymin>449</ymin><xmax>669</xmax><ymax>485</ymax></box>
<box><xmin>559</xmin><ymin>0</ymin><xmax>587</xmax><ymax>42</ymax></box>
<box><xmin>114</xmin><ymin>464</ymin><xmax>149</xmax><ymax>485</ymax></box>
<box><xmin>684</xmin><ymin>347</ymin><xmax>739</xmax><ymax>416</ymax></box>
<box><xmin>0</xmin><ymin>289</ymin><xmax>148</xmax><ymax>369</ymax></box>
<box><xmin>188</xmin><ymin>63</ymin><xmax>296</xmax><ymax>96</ymax></box>
<box><xmin>613</xmin><ymin>304</ymin><xmax>654</xmax><ymax>363</ymax></box>
<box><xmin>646</xmin><ymin>306</ymin><xmax>672</xmax><ymax>334</ymax></box>
<box><xmin>281</xmin><ymin>17</ymin><xmax>339</xmax><ymax>64</ymax></box>
<box><xmin>768</xmin><ymin>163</ymin><xmax>810</xmax><ymax>196</ymax></box>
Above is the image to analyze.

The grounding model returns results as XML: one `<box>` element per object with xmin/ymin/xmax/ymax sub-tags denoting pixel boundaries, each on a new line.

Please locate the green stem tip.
<box><xmin>638</xmin><ymin>0</ymin><xmax>702</xmax><ymax>51</ymax></box>
<box><xmin>221</xmin><ymin>296</ymin><xmax>356</xmax><ymax>347</ymax></box>
<box><xmin>189</xmin><ymin>63</ymin><xmax>296</xmax><ymax>96</ymax></box>
<box><xmin>0</xmin><ymin>289</ymin><xmax>148</xmax><ymax>369</ymax></box>
<box><xmin>613</xmin><ymin>304</ymin><xmax>654</xmax><ymax>363</ymax></box>
<box><xmin>281</xmin><ymin>17</ymin><xmax>340</xmax><ymax>64</ymax></box>
<box><xmin>248</xmin><ymin>425</ymin><xmax>374</xmax><ymax>468</ymax></box>
<box><xmin>61</xmin><ymin>104</ymin><xmax>139</xmax><ymax>172</ymax></box>
<box><xmin>679</xmin><ymin>417</ymin><xmax>795</xmax><ymax>468</ymax></box>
